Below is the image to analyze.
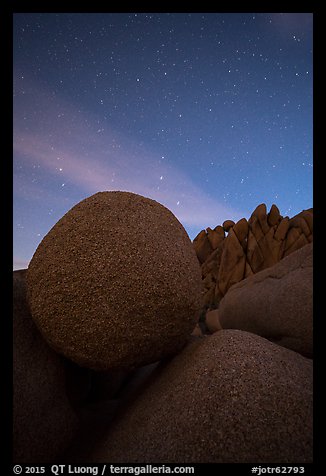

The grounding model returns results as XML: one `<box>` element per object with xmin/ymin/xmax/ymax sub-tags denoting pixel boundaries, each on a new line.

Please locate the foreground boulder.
<box><xmin>219</xmin><ymin>243</ymin><xmax>312</xmax><ymax>357</ymax></box>
<box><xmin>86</xmin><ymin>330</ymin><xmax>312</xmax><ymax>463</ymax></box>
<box><xmin>13</xmin><ymin>270</ymin><xmax>78</xmax><ymax>463</ymax></box>
<box><xmin>26</xmin><ymin>191</ymin><xmax>203</xmax><ymax>371</ymax></box>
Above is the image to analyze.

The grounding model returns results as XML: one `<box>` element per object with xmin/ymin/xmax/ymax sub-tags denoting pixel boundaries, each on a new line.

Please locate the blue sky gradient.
<box><xmin>13</xmin><ymin>13</ymin><xmax>313</xmax><ymax>269</ymax></box>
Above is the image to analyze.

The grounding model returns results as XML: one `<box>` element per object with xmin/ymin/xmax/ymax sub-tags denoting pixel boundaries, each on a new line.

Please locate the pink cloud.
<box><xmin>13</xmin><ymin>258</ymin><xmax>30</xmax><ymax>271</ymax></box>
<box><xmin>14</xmin><ymin>129</ymin><xmax>246</xmax><ymax>229</ymax></box>
<box><xmin>13</xmin><ymin>77</ymin><xmax>248</xmax><ymax>234</ymax></box>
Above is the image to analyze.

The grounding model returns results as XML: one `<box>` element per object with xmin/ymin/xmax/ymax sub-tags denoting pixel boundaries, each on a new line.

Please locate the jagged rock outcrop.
<box><xmin>193</xmin><ymin>204</ymin><xmax>313</xmax><ymax>308</ymax></box>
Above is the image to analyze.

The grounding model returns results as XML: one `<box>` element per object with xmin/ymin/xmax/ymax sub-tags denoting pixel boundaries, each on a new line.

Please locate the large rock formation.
<box><xmin>13</xmin><ymin>270</ymin><xmax>78</xmax><ymax>463</ymax></box>
<box><xmin>193</xmin><ymin>204</ymin><xmax>313</xmax><ymax>308</ymax></box>
<box><xmin>219</xmin><ymin>243</ymin><xmax>313</xmax><ymax>357</ymax></box>
<box><xmin>85</xmin><ymin>330</ymin><xmax>313</xmax><ymax>463</ymax></box>
<box><xmin>26</xmin><ymin>191</ymin><xmax>203</xmax><ymax>371</ymax></box>
<box><xmin>15</xmin><ymin>196</ymin><xmax>313</xmax><ymax>464</ymax></box>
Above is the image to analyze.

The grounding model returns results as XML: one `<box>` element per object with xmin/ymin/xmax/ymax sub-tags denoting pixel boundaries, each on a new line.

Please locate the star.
<box><xmin>13</xmin><ymin>12</ymin><xmax>313</xmax><ymax>270</ymax></box>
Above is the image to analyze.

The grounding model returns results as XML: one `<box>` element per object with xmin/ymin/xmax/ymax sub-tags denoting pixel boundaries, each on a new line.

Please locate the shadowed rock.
<box><xmin>193</xmin><ymin>230</ymin><xmax>213</xmax><ymax>264</ymax></box>
<box><xmin>218</xmin><ymin>226</ymin><xmax>246</xmax><ymax>295</ymax></box>
<box><xmin>207</xmin><ymin>226</ymin><xmax>224</xmax><ymax>250</ymax></box>
<box><xmin>205</xmin><ymin>309</ymin><xmax>222</xmax><ymax>333</ymax></box>
<box><xmin>13</xmin><ymin>270</ymin><xmax>78</xmax><ymax>463</ymax></box>
<box><xmin>222</xmin><ymin>219</ymin><xmax>235</xmax><ymax>232</ymax></box>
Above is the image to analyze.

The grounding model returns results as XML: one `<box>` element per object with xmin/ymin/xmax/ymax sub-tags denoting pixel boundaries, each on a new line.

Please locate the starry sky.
<box><xmin>13</xmin><ymin>12</ymin><xmax>313</xmax><ymax>270</ymax></box>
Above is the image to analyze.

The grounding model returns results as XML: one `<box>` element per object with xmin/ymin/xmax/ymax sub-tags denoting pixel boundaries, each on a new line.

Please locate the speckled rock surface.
<box><xmin>13</xmin><ymin>270</ymin><xmax>78</xmax><ymax>463</ymax></box>
<box><xmin>86</xmin><ymin>330</ymin><xmax>313</xmax><ymax>463</ymax></box>
<box><xmin>26</xmin><ymin>191</ymin><xmax>203</xmax><ymax>371</ymax></box>
<box><xmin>219</xmin><ymin>243</ymin><xmax>312</xmax><ymax>357</ymax></box>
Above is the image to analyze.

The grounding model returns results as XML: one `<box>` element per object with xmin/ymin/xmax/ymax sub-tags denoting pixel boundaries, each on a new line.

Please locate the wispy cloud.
<box><xmin>13</xmin><ymin>77</ymin><xmax>247</xmax><ymax>238</ymax></box>
<box><xmin>14</xmin><ymin>132</ymin><xmax>246</xmax><ymax>225</ymax></box>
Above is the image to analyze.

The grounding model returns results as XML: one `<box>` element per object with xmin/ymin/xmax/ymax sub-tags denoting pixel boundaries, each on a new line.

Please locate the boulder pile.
<box><xmin>193</xmin><ymin>204</ymin><xmax>313</xmax><ymax>308</ymax></box>
<box><xmin>13</xmin><ymin>194</ymin><xmax>313</xmax><ymax>464</ymax></box>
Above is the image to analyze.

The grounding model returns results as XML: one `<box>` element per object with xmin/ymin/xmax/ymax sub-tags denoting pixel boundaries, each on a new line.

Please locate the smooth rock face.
<box><xmin>26</xmin><ymin>191</ymin><xmax>203</xmax><ymax>371</ymax></box>
<box><xmin>219</xmin><ymin>243</ymin><xmax>312</xmax><ymax>357</ymax></box>
<box><xmin>13</xmin><ymin>270</ymin><xmax>78</xmax><ymax>463</ymax></box>
<box><xmin>87</xmin><ymin>330</ymin><xmax>313</xmax><ymax>463</ymax></box>
<box><xmin>205</xmin><ymin>309</ymin><xmax>222</xmax><ymax>333</ymax></box>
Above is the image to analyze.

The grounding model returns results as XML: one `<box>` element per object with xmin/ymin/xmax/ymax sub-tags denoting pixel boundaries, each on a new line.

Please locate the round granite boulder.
<box><xmin>86</xmin><ymin>330</ymin><xmax>312</xmax><ymax>463</ymax></box>
<box><xmin>27</xmin><ymin>191</ymin><xmax>203</xmax><ymax>371</ymax></box>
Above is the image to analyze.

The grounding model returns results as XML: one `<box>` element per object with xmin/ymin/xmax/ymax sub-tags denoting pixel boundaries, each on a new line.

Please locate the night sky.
<box><xmin>13</xmin><ymin>12</ymin><xmax>313</xmax><ymax>270</ymax></box>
